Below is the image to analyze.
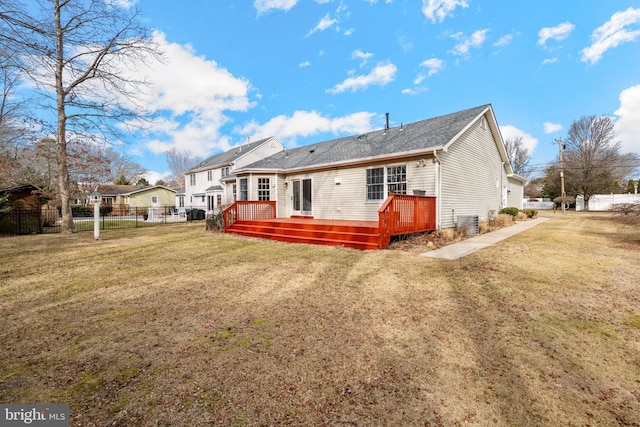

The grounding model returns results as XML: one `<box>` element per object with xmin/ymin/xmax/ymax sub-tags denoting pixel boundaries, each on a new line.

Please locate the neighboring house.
<box><xmin>97</xmin><ymin>184</ymin><xmax>176</xmax><ymax>208</ymax></box>
<box><xmin>0</xmin><ymin>184</ymin><xmax>44</xmax><ymax>210</ymax></box>
<box><xmin>184</xmin><ymin>137</ymin><xmax>284</xmax><ymax>214</ymax></box>
<box><xmin>231</xmin><ymin>104</ymin><xmax>525</xmax><ymax>231</ymax></box>
<box><xmin>0</xmin><ymin>184</ymin><xmax>46</xmax><ymax>234</ymax></box>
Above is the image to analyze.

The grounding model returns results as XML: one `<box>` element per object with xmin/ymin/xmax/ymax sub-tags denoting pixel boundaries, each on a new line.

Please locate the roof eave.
<box><xmin>235</xmin><ymin>146</ymin><xmax>447</xmax><ymax>174</ymax></box>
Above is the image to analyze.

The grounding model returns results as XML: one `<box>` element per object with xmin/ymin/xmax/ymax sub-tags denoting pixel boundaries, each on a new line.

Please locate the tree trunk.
<box><xmin>54</xmin><ymin>0</ymin><xmax>74</xmax><ymax>232</ymax></box>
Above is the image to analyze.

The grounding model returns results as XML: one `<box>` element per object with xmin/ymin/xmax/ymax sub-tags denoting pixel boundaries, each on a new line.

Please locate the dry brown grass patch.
<box><xmin>1</xmin><ymin>215</ymin><xmax>639</xmax><ymax>425</ymax></box>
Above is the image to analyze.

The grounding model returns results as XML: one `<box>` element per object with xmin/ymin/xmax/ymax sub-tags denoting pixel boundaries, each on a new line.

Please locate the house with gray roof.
<box><xmin>228</xmin><ymin>104</ymin><xmax>525</xmax><ymax>231</ymax></box>
<box><xmin>183</xmin><ymin>137</ymin><xmax>284</xmax><ymax>213</ymax></box>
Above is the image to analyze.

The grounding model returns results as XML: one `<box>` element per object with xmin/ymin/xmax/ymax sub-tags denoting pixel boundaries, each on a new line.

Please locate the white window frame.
<box><xmin>386</xmin><ymin>165</ymin><xmax>407</xmax><ymax>195</ymax></box>
<box><xmin>239</xmin><ymin>178</ymin><xmax>248</xmax><ymax>201</ymax></box>
<box><xmin>366</xmin><ymin>167</ymin><xmax>385</xmax><ymax>201</ymax></box>
<box><xmin>257</xmin><ymin>178</ymin><xmax>270</xmax><ymax>201</ymax></box>
<box><xmin>365</xmin><ymin>164</ymin><xmax>407</xmax><ymax>201</ymax></box>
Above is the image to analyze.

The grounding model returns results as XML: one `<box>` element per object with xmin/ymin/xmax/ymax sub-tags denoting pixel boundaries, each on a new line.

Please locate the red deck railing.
<box><xmin>378</xmin><ymin>194</ymin><xmax>437</xmax><ymax>249</ymax></box>
<box><xmin>223</xmin><ymin>201</ymin><xmax>276</xmax><ymax>229</ymax></box>
<box><xmin>223</xmin><ymin>195</ymin><xmax>436</xmax><ymax>250</ymax></box>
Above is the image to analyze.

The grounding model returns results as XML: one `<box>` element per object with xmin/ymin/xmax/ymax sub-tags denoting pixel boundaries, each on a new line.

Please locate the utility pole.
<box><xmin>556</xmin><ymin>138</ymin><xmax>566</xmax><ymax>214</ymax></box>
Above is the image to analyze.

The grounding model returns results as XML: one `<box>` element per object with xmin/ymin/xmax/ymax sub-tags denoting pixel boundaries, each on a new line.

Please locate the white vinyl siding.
<box><xmin>183</xmin><ymin>137</ymin><xmax>285</xmax><ymax>211</ymax></box>
<box><xmin>439</xmin><ymin>115</ymin><xmax>504</xmax><ymax>228</ymax></box>
<box><xmin>282</xmin><ymin>159</ymin><xmax>435</xmax><ymax>221</ymax></box>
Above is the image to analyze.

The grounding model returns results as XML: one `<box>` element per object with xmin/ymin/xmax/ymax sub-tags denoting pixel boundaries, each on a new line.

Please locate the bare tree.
<box><xmin>563</xmin><ymin>115</ymin><xmax>639</xmax><ymax>210</ymax></box>
<box><xmin>1</xmin><ymin>0</ymin><xmax>158</xmax><ymax>231</ymax></box>
<box><xmin>165</xmin><ymin>148</ymin><xmax>201</xmax><ymax>189</ymax></box>
<box><xmin>504</xmin><ymin>136</ymin><xmax>532</xmax><ymax>177</ymax></box>
<box><xmin>0</xmin><ymin>43</ymin><xmax>33</xmax><ymax>186</ymax></box>
<box><xmin>105</xmin><ymin>148</ymin><xmax>148</xmax><ymax>186</ymax></box>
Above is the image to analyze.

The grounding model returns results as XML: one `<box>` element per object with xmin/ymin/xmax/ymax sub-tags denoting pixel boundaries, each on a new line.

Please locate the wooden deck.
<box><xmin>225</xmin><ymin>217</ymin><xmax>381</xmax><ymax>250</ymax></box>
<box><xmin>223</xmin><ymin>195</ymin><xmax>437</xmax><ymax>250</ymax></box>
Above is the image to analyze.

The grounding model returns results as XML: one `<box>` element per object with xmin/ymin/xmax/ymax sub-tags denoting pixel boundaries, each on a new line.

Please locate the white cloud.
<box><xmin>494</xmin><ymin>33</ymin><xmax>515</xmax><ymax>47</ymax></box>
<box><xmin>308</xmin><ymin>13</ymin><xmax>338</xmax><ymax>35</ymax></box>
<box><xmin>422</xmin><ymin>0</ymin><xmax>468</xmax><ymax>23</ymax></box>
<box><xmin>327</xmin><ymin>63</ymin><xmax>397</xmax><ymax>94</ymax></box>
<box><xmin>143</xmin><ymin>169</ymin><xmax>172</xmax><ymax>185</ymax></box>
<box><xmin>119</xmin><ymin>32</ymin><xmax>253</xmax><ymax>158</ymax></box>
<box><xmin>352</xmin><ymin>50</ymin><xmax>374</xmax><ymax>61</ymax></box>
<box><xmin>537</xmin><ymin>21</ymin><xmax>574</xmax><ymax>46</ymax></box>
<box><xmin>106</xmin><ymin>0</ymin><xmax>137</xmax><ymax>8</ymax></box>
<box><xmin>614</xmin><ymin>84</ymin><xmax>640</xmax><ymax>154</ymax></box>
<box><xmin>402</xmin><ymin>87</ymin><xmax>428</xmax><ymax>96</ymax></box>
<box><xmin>500</xmin><ymin>125</ymin><xmax>538</xmax><ymax>154</ymax></box>
<box><xmin>299</xmin><ymin>61</ymin><xmax>311</xmax><ymax>68</ymax></box>
<box><xmin>397</xmin><ymin>34</ymin><xmax>414</xmax><ymax>51</ymax></box>
<box><xmin>236</xmin><ymin>110</ymin><xmax>377</xmax><ymax>145</ymax></box>
<box><xmin>352</xmin><ymin>49</ymin><xmax>373</xmax><ymax>66</ymax></box>
<box><xmin>449</xmin><ymin>29</ymin><xmax>488</xmax><ymax>57</ymax></box>
<box><xmin>581</xmin><ymin>7</ymin><xmax>640</xmax><ymax>64</ymax></box>
<box><xmin>543</xmin><ymin>122</ymin><xmax>563</xmax><ymax>134</ymax></box>
<box><xmin>420</xmin><ymin>57</ymin><xmax>444</xmax><ymax>76</ymax></box>
<box><xmin>254</xmin><ymin>0</ymin><xmax>298</xmax><ymax>15</ymax></box>
<box><xmin>542</xmin><ymin>57</ymin><xmax>558</xmax><ymax>65</ymax></box>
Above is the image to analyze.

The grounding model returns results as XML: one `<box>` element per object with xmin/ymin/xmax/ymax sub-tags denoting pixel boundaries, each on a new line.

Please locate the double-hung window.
<box><xmin>366</xmin><ymin>168</ymin><xmax>385</xmax><ymax>201</ymax></box>
<box><xmin>239</xmin><ymin>178</ymin><xmax>248</xmax><ymax>201</ymax></box>
<box><xmin>189</xmin><ymin>174</ymin><xmax>196</xmax><ymax>186</ymax></box>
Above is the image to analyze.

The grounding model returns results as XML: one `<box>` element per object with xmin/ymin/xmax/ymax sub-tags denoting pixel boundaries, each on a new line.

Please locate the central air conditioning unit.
<box><xmin>457</xmin><ymin>215</ymin><xmax>479</xmax><ymax>236</ymax></box>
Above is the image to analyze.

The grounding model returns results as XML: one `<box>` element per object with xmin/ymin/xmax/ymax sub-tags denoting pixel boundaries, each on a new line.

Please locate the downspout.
<box><xmin>500</xmin><ymin>162</ymin><xmax>505</xmax><ymax>209</ymax></box>
<box><xmin>433</xmin><ymin>149</ymin><xmax>441</xmax><ymax>231</ymax></box>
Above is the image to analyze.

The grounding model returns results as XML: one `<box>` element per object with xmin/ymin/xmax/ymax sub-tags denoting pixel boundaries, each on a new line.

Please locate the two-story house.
<box><xmin>183</xmin><ymin>137</ymin><xmax>284</xmax><ymax>214</ymax></box>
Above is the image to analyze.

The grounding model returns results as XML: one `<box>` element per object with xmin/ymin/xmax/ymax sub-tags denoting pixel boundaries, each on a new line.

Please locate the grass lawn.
<box><xmin>1</xmin><ymin>212</ymin><xmax>639</xmax><ymax>426</ymax></box>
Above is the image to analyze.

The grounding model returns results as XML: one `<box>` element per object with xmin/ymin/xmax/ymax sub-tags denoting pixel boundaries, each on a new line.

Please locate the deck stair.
<box><xmin>226</xmin><ymin>219</ymin><xmax>380</xmax><ymax>250</ymax></box>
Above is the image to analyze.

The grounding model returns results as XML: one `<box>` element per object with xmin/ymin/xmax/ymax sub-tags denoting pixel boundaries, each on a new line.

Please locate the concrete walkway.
<box><xmin>420</xmin><ymin>217</ymin><xmax>550</xmax><ymax>260</ymax></box>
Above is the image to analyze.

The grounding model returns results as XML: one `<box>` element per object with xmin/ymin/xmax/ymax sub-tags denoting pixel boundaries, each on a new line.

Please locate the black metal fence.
<box><xmin>0</xmin><ymin>206</ymin><xmax>206</xmax><ymax>235</ymax></box>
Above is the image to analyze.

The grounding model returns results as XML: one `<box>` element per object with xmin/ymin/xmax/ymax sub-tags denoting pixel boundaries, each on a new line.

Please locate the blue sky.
<box><xmin>114</xmin><ymin>0</ymin><xmax>640</xmax><ymax>182</ymax></box>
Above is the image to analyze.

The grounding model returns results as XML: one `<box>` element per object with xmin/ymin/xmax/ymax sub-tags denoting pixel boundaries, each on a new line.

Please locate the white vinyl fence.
<box><xmin>523</xmin><ymin>198</ymin><xmax>555</xmax><ymax>210</ymax></box>
<box><xmin>576</xmin><ymin>194</ymin><xmax>640</xmax><ymax>211</ymax></box>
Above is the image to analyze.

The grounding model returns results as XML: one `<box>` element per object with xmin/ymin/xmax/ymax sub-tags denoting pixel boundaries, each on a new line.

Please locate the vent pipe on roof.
<box><xmin>385</xmin><ymin>112</ymin><xmax>389</xmax><ymax>130</ymax></box>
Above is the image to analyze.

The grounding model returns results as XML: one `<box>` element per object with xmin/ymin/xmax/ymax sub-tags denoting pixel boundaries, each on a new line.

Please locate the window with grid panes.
<box><xmin>257</xmin><ymin>178</ymin><xmax>270</xmax><ymax>201</ymax></box>
<box><xmin>366</xmin><ymin>168</ymin><xmax>384</xmax><ymax>200</ymax></box>
<box><xmin>387</xmin><ymin>165</ymin><xmax>407</xmax><ymax>194</ymax></box>
<box><xmin>239</xmin><ymin>178</ymin><xmax>248</xmax><ymax>200</ymax></box>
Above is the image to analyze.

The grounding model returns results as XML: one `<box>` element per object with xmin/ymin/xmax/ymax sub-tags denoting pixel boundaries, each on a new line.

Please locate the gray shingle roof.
<box><xmin>238</xmin><ymin>105</ymin><xmax>490</xmax><ymax>171</ymax></box>
<box><xmin>187</xmin><ymin>137</ymin><xmax>274</xmax><ymax>173</ymax></box>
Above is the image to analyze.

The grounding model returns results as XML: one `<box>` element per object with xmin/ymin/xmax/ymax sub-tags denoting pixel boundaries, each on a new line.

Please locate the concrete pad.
<box><xmin>420</xmin><ymin>217</ymin><xmax>550</xmax><ymax>260</ymax></box>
